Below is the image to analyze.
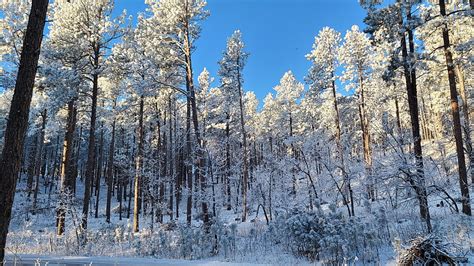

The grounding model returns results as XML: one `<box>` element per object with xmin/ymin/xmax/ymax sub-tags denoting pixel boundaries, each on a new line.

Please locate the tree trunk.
<box><xmin>332</xmin><ymin>78</ymin><xmax>353</xmax><ymax>216</ymax></box>
<box><xmin>57</xmin><ymin>100</ymin><xmax>77</xmax><ymax>235</ymax></box>
<box><xmin>158</xmin><ymin>112</ymin><xmax>166</xmax><ymax>224</ymax></box>
<box><xmin>357</xmin><ymin>72</ymin><xmax>373</xmax><ymax>200</ymax></box>
<box><xmin>236</xmin><ymin>57</ymin><xmax>249</xmax><ymax>222</ymax></box>
<box><xmin>133</xmin><ymin>96</ymin><xmax>145</xmax><ymax>232</ymax></box>
<box><xmin>32</xmin><ymin>109</ymin><xmax>47</xmax><ymax>212</ymax></box>
<box><xmin>186</xmin><ymin>97</ymin><xmax>193</xmax><ymax>224</ymax></box>
<box><xmin>454</xmin><ymin>66</ymin><xmax>473</xmax><ymax>184</ymax></box>
<box><xmin>399</xmin><ymin>2</ymin><xmax>432</xmax><ymax>232</ymax></box>
<box><xmin>106</xmin><ymin>105</ymin><xmax>116</xmax><ymax>223</ymax></box>
<box><xmin>0</xmin><ymin>0</ymin><xmax>49</xmax><ymax>262</ymax></box>
<box><xmin>184</xmin><ymin>22</ymin><xmax>209</xmax><ymax>229</ymax></box>
<box><xmin>395</xmin><ymin>97</ymin><xmax>402</xmax><ymax>132</ymax></box>
<box><xmin>225</xmin><ymin>116</ymin><xmax>232</xmax><ymax>211</ymax></box>
<box><xmin>94</xmin><ymin>122</ymin><xmax>104</xmax><ymax>218</ymax></box>
<box><xmin>26</xmin><ymin>132</ymin><xmax>38</xmax><ymax>197</ymax></box>
<box><xmin>439</xmin><ymin>0</ymin><xmax>471</xmax><ymax>216</ymax></box>
<box><xmin>82</xmin><ymin>45</ymin><xmax>100</xmax><ymax>231</ymax></box>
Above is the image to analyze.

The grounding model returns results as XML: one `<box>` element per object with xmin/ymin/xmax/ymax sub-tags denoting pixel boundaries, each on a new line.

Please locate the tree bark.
<box><xmin>184</xmin><ymin>21</ymin><xmax>209</xmax><ymax>229</ymax></box>
<box><xmin>26</xmin><ymin>132</ymin><xmax>38</xmax><ymax>197</ymax></box>
<box><xmin>106</xmin><ymin>104</ymin><xmax>116</xmax><ymax>223</ymax></box>
<box><xmin>332</xmin><ymin>78</ymin><xmax>353</xmax><ymax>216</ymax></box>
<box><xmin>57</xmin><ymin>99</ymin><xmax>77</xmax><ymax>235</ymax></box>
<box><xmin>439</xmin><ymin>0</ymin><xmax>471</xmax><ymax>216</ymax></box>
<box><xmin>32</xmin><ymin>109</ymin><xmax>47</xmax><ymax>212</ymax></box>
<box><xmin>0</xmin><ymin>0</ymin><xmax>49</xmax><ymax>262</ymax></box>
<box><xmin>236</xmin><ymin>56</ymin><xmax>249</xmax><ymax>222</ymax></box>
<box><xmin>186</xmin><ymin>97</ymin><xmax>193</xmax><ymax>224</ymax></box>
<box><xmin>225</xmin><ymin>115</ymin><xmax>232</xmax><ymax>211</ymax></box>
<box><xmin>454</xmin><ymin>66</ymin><xmax>473</xmax><ymax>184</ymax></box>
<box><xmin>133</xmin><ymin>96</ymin><xmax>145</xmax><ymax>232</ymax></box>
<box><xmin>357</xmin><ymin>71</ymin><xmax>373</xmax><ymax>201</ymax></box>
<box><xmin>82</xmin><ymin>45</ymin><xmax>100</xmax><ymax>231</ymax></box>
<box><xmin>399</xmin><ymin>2</ymin><xmax>432</xmax><ymax>232</ymax></box>
<box><xmin>94</xmin><ymin>122</ymin><xmax>105</xmax><ymax>218</ymax></box>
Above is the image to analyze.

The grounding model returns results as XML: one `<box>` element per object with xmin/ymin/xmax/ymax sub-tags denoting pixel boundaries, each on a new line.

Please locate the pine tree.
<box><xmin>438</xmin><ymin>0</ymin><xmax>471</xmax><ymax>216</ymax></box>
<box><xmin>306</xmin><ymin>27</ymin><xmax>354</xmax><ymax>215</ymax></box>
<box><xmin>219</xmin><ymin>30</ymin><xmax>250</xmax><ymax>221</ymax></box>
<box><xmin>339</xmin><ymin>25</ymin><xmax>375</xmax><ymax>201</ymax></box>
<box><xmin>140</xmin><ymin>0</ymin><xmax>211</xmax><ymax>228</ymax></box>
<box><xmin>0</xmin><ymin>0</ymin><xmax>49</xmax><ymax>262</ymax></box>
<box><xmin>49</xmin><ymin>0</ymin><xmax>126</xmax><ymax>231</ymax></box>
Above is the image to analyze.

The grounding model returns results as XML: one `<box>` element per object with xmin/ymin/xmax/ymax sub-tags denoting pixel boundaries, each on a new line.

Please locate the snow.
<box><xmin>4</xmin><ymin>254</ymin><xmax>268</xmax><ymax>266</ymax></box>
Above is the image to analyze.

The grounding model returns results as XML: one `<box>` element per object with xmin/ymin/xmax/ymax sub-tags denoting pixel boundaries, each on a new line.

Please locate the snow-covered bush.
<box><xmin>282</xmin><ymin>208</ymin><xmax>383</xmax><ymax>264</ymax></box>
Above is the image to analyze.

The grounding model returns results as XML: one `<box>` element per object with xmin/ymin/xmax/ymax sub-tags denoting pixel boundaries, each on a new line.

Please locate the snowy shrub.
<box><xmin>282</xmin><ymin>208</ymin><xmax>383</xmax><ymax>264</ymax></box>
<box><xmin>285</xmin><ymin>209</ymin><xmax>325</xmax><ymax>261</ymax></box>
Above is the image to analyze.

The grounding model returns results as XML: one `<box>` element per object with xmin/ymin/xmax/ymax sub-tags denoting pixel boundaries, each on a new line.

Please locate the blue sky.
<box><xmin>115</xmin><ymin>0</ymin><xmax>368</xmax><ymax>100</ymax></box>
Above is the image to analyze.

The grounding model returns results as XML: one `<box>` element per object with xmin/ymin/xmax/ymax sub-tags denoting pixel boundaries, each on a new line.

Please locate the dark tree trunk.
<box><xmin>225</xmin><ymin>116</ymin><xmax>232</xmax><ymax>211</ymax></box>
<box><xmin>0</xmin><ymin>0</ymin><xmax>49</xmax><ymax>262</ymax></box>
<box><xmin>32</xmin><ymin>109</ymin><xmax>47</xmax><ymax>212</ymax></box>
<box><xmin>439</xmin><ymin>0</ymin><xmax>471</xmax><ymax>216</ymax></box>
<box><xmin>106</xmin><ymin>108</ymin><xmax>116</xmax><ymax>223</ymax></box>
<box><xmin>395</xmin><ymin>97</ymin><xmax>402</xmax><ymax>132</ymax></box>
<box><xmin>82</xmin><ymin>45</ymin><xmax>100</xmax><ymax>231</ymax></box>
<box><xmin>158</xmin><ymin>113</ymin><xmax>166</xmax><ymax>224</ymax></box>
<box><xmin>399</xmin><ymin>2</ymin><xmax>432</xmax><ymax>232</ymax></box>
<box><xmin>186</xmin><ymin>98</ymin><xmax>193</xmax><ymax>224</ymax></box>
<box><xmin>133</xmin><ymin>96</ymin><xmax>145</xmax><ymax>232</ymax></box>
<box><xmin>57</xmin><ymin>99</ymin><xmax>77</xmax><ymax>235</ymax></box>
<box><xmin>72</xmin><ymin>125</ymin><xmax>82</xmax><ymax>195</ymax></box>
<box><xmin>236</xmin><ymin>57</ymin><xmax>249</xmax><ymax>222</ymax></box>
<box><xmin>94</xmin><ymin>123</ymin><xmax>105</xmax><ymax>218</ymax></box>
<box><xmin>454</xmin><ymin>66</ymin><xmax>474</xmax><ymax>184</ymax></box>
<box><xmin>26</xmin><ymin>133</ymin><xmax>38</xmax><ymax>197</ymax></box>
<box><xmin>184</xmin><ymin>22</ymin><xmax>209</xmax><ymax>229</ymax></box>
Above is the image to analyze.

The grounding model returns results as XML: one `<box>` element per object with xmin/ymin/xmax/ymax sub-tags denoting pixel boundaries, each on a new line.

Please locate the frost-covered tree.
<box><xmin>49</xmin><ymin>0</ymin><xmax>127</xmax><ymax>231</ymax></box>
<box><xmin>306</xmin><ymin>27</ymin><xmax>355</xmax><ymax>215</ymax></box>
<box><xmin>138</xmin><ymin>0</ymin><xmax>210</xmax><ymax>227</ymax></box>
<box><xmin>435</xmin><ymin>0</ymin><xmax>471</xmax><ymax>216</ymax></box>
<box><xmin>0</xmin><ymin>0</ymin><xmax>31</xmax><ymax>88</ymax></box>
<box><xmin>218</xmin><ymin>30</ymin><xmax>250</xmax><ymax>221</ymax></box>
<box><xmin>339</xmin><ymin>25</ymin><xmax>375</xmax><ymax>200</ymax></box>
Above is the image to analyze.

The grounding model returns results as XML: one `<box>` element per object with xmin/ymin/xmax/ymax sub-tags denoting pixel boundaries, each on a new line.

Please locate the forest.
<box><xmin>0</xmin><ymin>0</ymin><xmax>473</xmax><ymax>265</ymax></box>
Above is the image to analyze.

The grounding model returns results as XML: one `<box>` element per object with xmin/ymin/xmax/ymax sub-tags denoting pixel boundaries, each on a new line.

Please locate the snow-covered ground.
<box><xmin>4</xmin><ymin>254</ymin><xmax>272</xmax><ymax>266</ymax></box>
<box><xmin>5</xmin><ymin>142</ymin><xmax>474</xmax><ymax>265</ymax></box>
<box><xmin>6</xmin><ymin>172</ymin><xmax>474</xmax><ymax>265</ymax></box>
<box><xmin>5</xmin><ymin>179</ymin><xmax>312</xmax><ymax>265</ymax></box>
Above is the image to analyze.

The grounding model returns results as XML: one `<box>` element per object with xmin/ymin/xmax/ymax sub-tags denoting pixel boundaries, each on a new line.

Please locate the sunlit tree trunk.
<box><xmin>133</xmin><ymin>95</ymin><xmax>145</xmax><ymax>232</ymax></box>
<box><xmin>57</xmin><ymin>100</ymin><xmax>77</xmax><ymax>235</ymax></box>
<box><xmin>439</xmin><ymin>0</ymin><xmax>471</xmax><ymax>216</ymax></box>
<box><xmin>184</xmin><ymin>19</ymin><xmax>210</xmax><ymax>229</ymax></box>
<box><xmin>454</xmin><ymin>66</ymin><xmax>473</xmax><ymax>184</ymax></box>
<box><xmin>399</xmin><ymin>1</ymin><xmax>432</xmax><ymax>232</ymax></box>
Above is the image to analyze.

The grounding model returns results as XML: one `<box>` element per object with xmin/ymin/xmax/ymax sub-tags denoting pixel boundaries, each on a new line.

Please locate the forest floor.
<box><xmin>3</xmin><ymin>254</ymin><xmax>269</xmax><ymax>266</ymax></box>
<box><xmin>5</xmin><ymin>161</ymin><xmax>474</xmax><ymax>265</ymax></box>
<box><xmin>5</xmin><ymin>178</ymin><xmax>315</xmax><ymax>265</ymax></box>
